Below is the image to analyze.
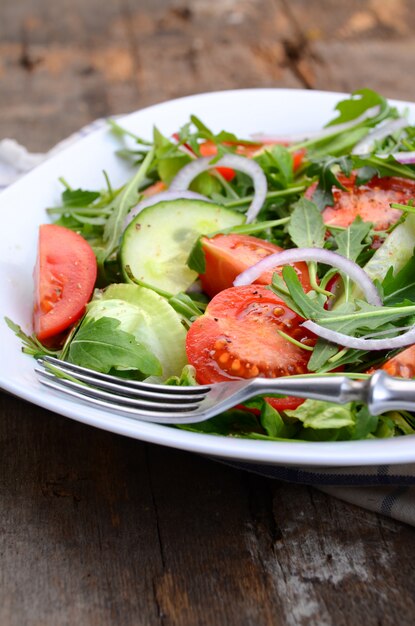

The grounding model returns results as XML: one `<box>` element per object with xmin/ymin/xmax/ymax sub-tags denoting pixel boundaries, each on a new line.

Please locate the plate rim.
<box><xmin>2</xmin><ymin>86</ymin><xmax>415</xmax><ymax>468</ymax></box>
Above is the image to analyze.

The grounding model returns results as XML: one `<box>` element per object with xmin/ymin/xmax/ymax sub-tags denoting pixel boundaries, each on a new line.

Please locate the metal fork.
<box><xmin>35</xmin><ymin>356</ymin><xmax>415</xmax><ymax>424</ymax></box>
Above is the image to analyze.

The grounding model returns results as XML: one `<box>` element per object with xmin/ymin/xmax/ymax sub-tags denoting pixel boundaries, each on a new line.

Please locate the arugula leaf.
<box><xmin>317</xmin><ymin>300</ymin><xmax>415</xmax><ymax>334</ymax></box>
<box><xmin>279</xmin><ymin>266</ymin><xmax>327</xmax><ymax>319</ymax></box>
<box><xmin>333</xmin><ymin>218</ymin><xmax>373</xmax><ymax>301</ymax></box>
<box><xmin>177</xmin><ymin>409</ymin><xmax>264</xmax><ymax>436</ymax></box>
<box><xmin>5</xmin><ymin>317</ymin><xmax>59</xmax><ymax>358</ymax></box>
<box><xmin>67</xmin><ymin>317</ymin><xmax>161</xmax><ymax>376</ymax></box>
<box><xmin>353</xmin><ymin>405</ymin><xmax>379</xmax><ymax>440</ymax></box>
<box><xmin>101</xmin><ymin>147</ymin><xmax>155</xmax><ymax>266</ymax></box>
<box><xmin>107</xmin><ymin>118</ymin><xmax>152</xmax><ymax>145</ymax></box>
<box><xmin>318</xmin><ymin>348</ymin><xmax>366</xmax><ymax>373</ymax></box>
<box><xmin>307</xmin><ymin>338</ymin><xmax>339</xmax><ymax>372</ymax></box>
<box><xmin>62</xmin><ymin>189</ymin><xmax>100</xmax><ymax>207</ymax></box>
<box><xmin>307</xmin><ymin>156</ymin><xmax>352</xmax><ymax>209</ymax></box>
<box><xmin>288</xmin><ymin>198</ymin><xmax>325</xmax><ymax>248</ymax></box>
<box><xmin>352</xmin><ymin>154</ymin><xmax>415</xmax><ymax>181</ymax></box>
<box><xmin>254</xmin><ymin>144</ymin><xmax>293</xmax><ymax>187</ymax></box>
<box><xmin>190</xmin><ymin>115</ymin><xmax>245</xmax><ymax>145</ymax></box>
<box><xmin>309</xmin><ymin>127</ymin><xmax>370</xmax><ymax>159</ymax></box>
<box><xmin>382</xmin><ymin>253</ymin><xmax>415</xmax><ymax>305</ymax></box>
<box><xmin>259</xmin><ymin>401</ymin><xmax>297</xmax><ymax>438</ymax></box>
<box><xmin>186</xmin><ymin>237</ymin><xmax>206</xmax><ymax>273</ymax></box>
<box><xmin>325</xmin><ymin>88</ymin><xmax>388</xmax><ymax>127</ymax></box>
<box><xmin>270</xmin><ymin>271</ymin><xmax>305</xmax><ymax>316</ymax></box>
<box><xmin>334</xmin><ymin>218</ymin><xmax>372</xmax><ymax>263</ymax></box>
<box><xmin>276</xmin><ymin>265</ymin><xmax>415</xmax><ymax>338</ymax></box>
<box><xmin>355</xmin><ymin>166</ymin><xmax>378</xmax><ymax>185</ymax></box>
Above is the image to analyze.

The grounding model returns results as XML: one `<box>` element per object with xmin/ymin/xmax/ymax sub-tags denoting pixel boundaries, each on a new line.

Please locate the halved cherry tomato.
<box><xmin>199</xmin><ymin>141</ymin><xmax>236</xmax><ymax>181</ymax></box>
<box><xmin>368</xmin><ymin>345</ymin><xmax>415</xmax><ymax>379</ymax></box>
<box><xmin>34</xmin><ymin>224</ymin><xmax>97</xmax><ymax>342</ymax></box>
<box><xmin>306</xmin><ymin>174</ymin><xmax>415</xmax><ymax>231</ymax></box>
<box><xmin>198</xmin><ymin>139</ymin><xmax>305</xmax><ymax>180</ymax></box>
<box><xmin>248</xmin><ymin>140</ymin><xmax>306</xmax><ymax>171</ymax></box>
<box><xmin>199</xmin><ymin>233</ymin><xmax>312</xmax><ymax>298</ymax></box>
<box><xmin>186</xmin><ymin>285</ymin><xmax>316</xmax><ymax>411</ymax></box>
<box><xmin>142</xmin><ymin>180</ymin><xmax>166</xmax><ymax>197</ymax></box>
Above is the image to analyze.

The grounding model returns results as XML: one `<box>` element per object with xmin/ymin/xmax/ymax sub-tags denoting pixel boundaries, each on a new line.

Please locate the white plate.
<box><xmin>1</xmin><ymin>88</ymin><xmax>415</xmax><ymax>468</ymax></box>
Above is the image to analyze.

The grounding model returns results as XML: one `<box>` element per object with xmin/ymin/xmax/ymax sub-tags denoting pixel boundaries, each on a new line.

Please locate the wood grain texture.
<box><xmin>2</xmin><ymin>394</ymin><xmax>415</xmax><ymax>626</ymax></box>
<box><xmin>1</xmin><ymin>0</ymin><xmax>415</xmax><ymax>624</ymax></box>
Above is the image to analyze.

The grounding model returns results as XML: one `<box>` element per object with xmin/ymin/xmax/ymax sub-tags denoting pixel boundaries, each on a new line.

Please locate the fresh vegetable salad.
<box><xmin>10</xmin><ymin>88</ymin><xmax>415</xmax><ymax>441</ymax></box>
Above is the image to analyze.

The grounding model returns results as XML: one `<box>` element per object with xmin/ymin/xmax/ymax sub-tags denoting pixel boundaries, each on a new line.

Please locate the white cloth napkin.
<box><xmin>2</xmin><ymin>124</ymin><xmax>415</xmax><ymax>527</ymax></box>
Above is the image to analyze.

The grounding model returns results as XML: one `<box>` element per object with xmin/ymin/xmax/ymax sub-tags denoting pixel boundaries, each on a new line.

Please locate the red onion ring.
<box><xmin>169</xmin><ymin>154</ymin><xmax>267</xmax><ymax>223</ymax></box>
<box><xmin>233</xmin><ymin>247</ymin><xmax>382</xmax><ymax>306</ymax></box>
<box><xmin>390</xmin><ymin>151</ymin><xmax>415</xmax><ymax>165</ymax></box>
<box><xmin>352</xmin><ymin>117</ymin><xmax>408</xmax><ymax>155</ymax></box>
<box><xmin>302</xmin><ymin>320</ymin><xmax>415</xmax><ymax>351</ymax></box>
<box><xmin>123</xmin><ymin>190</ymin><xmax>212</xmax><ymax>229</ymax></box>
<box><xmin>250</xmin><ymin>105</ymin><xmax>381</xmax><ymax>145</ymax></box>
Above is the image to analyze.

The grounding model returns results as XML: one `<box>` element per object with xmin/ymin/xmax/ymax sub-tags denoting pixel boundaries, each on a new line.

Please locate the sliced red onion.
<box><xmin>352</xmin><ymin>117</ymin><xmax>409</xmax><ymax>155</ymax></box>
<box><xmin>177</xmin><ymin>144</ymin><xmax>197</xmax><ymax>159</ymax></box>
<box><xmin>390</xmin><ymin>151</ymin><xmax>415</xmax><ymax>165</ymax></box>
<box><xmin>302</xmin><ymin>320</ymin><xmax>415</xmax><ymax>351</ymax></box>
<box><xmin>123</xmin><ymin>190</ymin><xmax>212</xmax><ymax>229</ymax></box>
<box><xmin>169</xmin><ymin>154</ymin><xmax>267</xmax><ymax>223</ymax></box>
<box><xmin>362</xmin><ymin>325</ymin><xmax>412</xmax><ymax>339</ymax></box>
<box><xmin>234</xmin><ymin>247</ymin><xmax>382</xmax><ymax>306</ymax></box>
<box><xmin>250</xmin><ymin>105</ymin><xmax>381</xmax><ymax>145</ymax></box>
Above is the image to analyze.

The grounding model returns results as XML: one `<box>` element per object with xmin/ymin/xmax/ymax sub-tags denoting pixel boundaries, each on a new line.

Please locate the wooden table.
<box><xmin>1</xmin><ymin>1</ymin><xmax>415</xmax><ymax>624</ymax></box>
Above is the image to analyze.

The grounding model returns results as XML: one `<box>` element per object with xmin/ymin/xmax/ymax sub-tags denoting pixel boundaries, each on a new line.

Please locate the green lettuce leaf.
<box><xmin>67</xmin><ymin>317</ymin><xmax>161</xmax><ymax>375</ymax></box>
<box><xmin>286</xmin><ymin>399</ymin><xmax>355</xmax><ymax>429</ymax></box>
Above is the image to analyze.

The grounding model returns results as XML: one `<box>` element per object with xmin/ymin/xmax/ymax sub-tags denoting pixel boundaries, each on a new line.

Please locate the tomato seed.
<box><xmin>231</xmin><ymin>359</ymin><xmax>241</xmax><ymax>371</ymax></box>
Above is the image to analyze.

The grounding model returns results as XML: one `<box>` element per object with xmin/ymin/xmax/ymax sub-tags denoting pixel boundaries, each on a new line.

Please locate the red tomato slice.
<box><xmin>368</xmin><ymin>345</ymin><xmax>415</xmax><ymax>379</ymax></box>
<box><xmin>198</xmin><ymin>140</ymin><xmax>305</xmax><ymax>181</ymax></box>
<box><xmin>249</xmin><ymin>141</ymin><xmax>305</xmax><ymax>171</ymax></box>
<box><xmin>34</xmin><ymin>224</ymin><xmax>97</xmax><ymax>342</ymax></box>
<box><xmin>186</xmin><ymin>285</ymin><xmax>316</xmax><ymax>411</ymax></box>
<box><xmin>142</xmin><ymin>180</ymin><xmax>166</xmax><ymax>197</ymax></box>
<box><xmin>306</xmin><ymin>174</ymin><xmax>415</xmax><ymax>231</ymax></box>
<box><xmin>199</xmin><ymin>233</ymin><xmax>312</xmax><ymax>298</ymax></box>
<box><xmin>199</xmin><ymin>141</ymin><xmax>236</xmax><ymax>181</ymax></box>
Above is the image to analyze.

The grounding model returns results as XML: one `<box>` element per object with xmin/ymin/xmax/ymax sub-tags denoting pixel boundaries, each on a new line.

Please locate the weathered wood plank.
<box><xmin>281</xmin><ymin>0</ymin><xmax>415</xmax><ymax>100</ymax></box>
<box><xmin>0</xmin><ymin>394</ymin><xmax>164</xmax><ymax>626</ymax></box>
<box><xmin>0</xmin><ymin>0</ymin><xmax>302</xmax><ymax>150</ymax></box>
<box><xmin>2</xmin><ymin>392</ymin><xmax>415</xmax><ymax>626</ymax></box>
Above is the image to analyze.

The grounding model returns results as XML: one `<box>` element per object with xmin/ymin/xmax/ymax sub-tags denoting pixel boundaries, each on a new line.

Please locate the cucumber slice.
<box><xmin>86</xmin><ymin>283</ymin><xmax>187</xmax><ymax>379</ymax></box>
<box><xmin>120</xmin><ymin>199</ymin><xmax>245</xmax><ymax>293</ymax></box>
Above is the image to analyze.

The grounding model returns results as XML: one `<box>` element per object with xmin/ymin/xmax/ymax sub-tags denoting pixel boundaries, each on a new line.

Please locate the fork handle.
<box><xmin>368</xmin><ymin>371</ymin><xmax>415</xmax><ymax>415</ymax></box>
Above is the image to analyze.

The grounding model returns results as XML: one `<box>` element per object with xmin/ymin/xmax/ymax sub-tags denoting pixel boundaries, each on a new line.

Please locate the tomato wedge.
<box><xmin>306</xmin><ymin>174</ymin><xmax>415</xmax><ymax>231</ymax></box>
<box><xmin>199</xmin><ymin>233</ymin><xmax>312</xmax><ymax>297</ymax></box>
<box><xmin>198</xmin><ymin>139</ymin><xmax>305</xmax><ymax>181</ymax></box>
<box><xmin>199</xmin><ymin>141</ymin><xmax>236</xmax><ymax>181</ymax></box>
<box><xmin>34</xmin><ymin>224</ymin><xmax>97</xmax><ymax>342</ymax></box>
<box><xmin>368</xmin><ymin>345</ymin><xmax>415</xmax><ymax>379</ymax></box>
<box><xmin>142</xmin><ymin>180</ymin><xmax>166</xmax><ymax>197</ymax></box>
<box><xmin>186</xmin><ymin>285</ymin><xmax>316</xmax><ymax>411</ymax></box>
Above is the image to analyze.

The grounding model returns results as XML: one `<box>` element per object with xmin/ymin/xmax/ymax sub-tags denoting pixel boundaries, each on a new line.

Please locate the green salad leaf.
<box><xmin>286</xmin><ymin>399</ymin><xmax>355</xmax><ymax>429</ymax></box>
<box><xmin>288</xmin><ymin>198</ymin><xmax>325</xmax><ymax>249</ymax></box>
<box><xmin>67</xmin><ymin>317</ymin><xmax>161</xmax><ymax>376</ymax></box>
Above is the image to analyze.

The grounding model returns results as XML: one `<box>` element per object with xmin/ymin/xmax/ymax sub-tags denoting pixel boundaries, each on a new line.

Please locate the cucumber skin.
<box><xmin>120</xmin><ymin>199</ymin><xmax>245</xmax><ymax>294</ymax></box>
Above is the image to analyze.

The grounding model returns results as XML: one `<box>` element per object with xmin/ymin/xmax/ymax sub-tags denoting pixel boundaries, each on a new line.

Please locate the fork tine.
<box><xmin>39</xmin><ymin>356</ymin><xmax>210</xmax><ymax>396</ymax></box>
<box><xmin>35</xmin><ymin>365</ymin><xmax>207</xmax><ymax>402</ymax></box>
<box><xmin>37</xmin><ymin>376</ymin><xmax>223</xmax><ymax>424</ymax></box>
<box><xmin>36</xmin><ymin>368</ymin><xmax>207</xmax><ymax>410</ymax></box>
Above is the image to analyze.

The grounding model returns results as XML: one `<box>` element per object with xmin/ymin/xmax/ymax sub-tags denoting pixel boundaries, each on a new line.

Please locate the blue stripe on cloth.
<box><xmin>380</xmin><ymin>486</ymin><xmax>409</xmax><ymax>516</ymax></box>
<box><xmin>224</xmin><ymin>461</ymin><xmax>415</xmax><ymax>486</ymax></box>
